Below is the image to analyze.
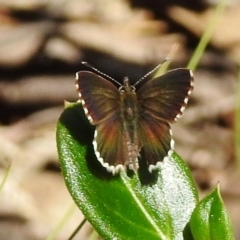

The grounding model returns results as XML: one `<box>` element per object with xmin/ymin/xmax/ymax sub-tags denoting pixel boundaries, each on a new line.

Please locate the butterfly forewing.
<box><xmin>76</xmin><ymin>71</ymin><xmax>120</xmax><ymax>124</ymax></box>
<box><xmin>137</xmin><ymin>69</ymin><xmax>193</xmax><ymax>123</ymax></box>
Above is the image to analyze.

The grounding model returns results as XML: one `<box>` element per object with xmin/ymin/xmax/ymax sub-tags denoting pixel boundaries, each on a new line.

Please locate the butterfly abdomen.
<box><xmin>119</xmin><ymin>85</ymin><xmax>140</xmax><ymax>171</ymax></box>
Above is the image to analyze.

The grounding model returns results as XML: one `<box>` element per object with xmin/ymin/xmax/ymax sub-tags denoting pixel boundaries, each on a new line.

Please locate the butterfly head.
<box><xmin>119</xmin><ymin>77</ymin><xmax>136</xmax><ymax>94</ymax></box>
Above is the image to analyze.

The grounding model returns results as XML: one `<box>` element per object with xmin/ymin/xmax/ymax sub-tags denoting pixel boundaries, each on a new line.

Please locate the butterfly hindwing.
<box><xmin>93</xmin><ymin>115</ymin><xmax>131</xmax><ymax>174</ymax></box>
<box><xmin>138</xmin><ymin>112</ymin><xmax>173</xmax><ymax>171</ymax></box>
<box><xmin>137</xmin><ymin>69</ymin><xmax>193</xmax><ymax>123</ymax></box>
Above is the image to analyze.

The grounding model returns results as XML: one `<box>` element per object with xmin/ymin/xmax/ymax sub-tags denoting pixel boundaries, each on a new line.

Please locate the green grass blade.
<box><xmin>46</xmin><ymin>203</ymin><xmax>76</xmax><ymax>240</ymax></box>
<box><xmin>0</xmin><ymin>164</ymin><xmax>11</xmax><ymax>194</ymax></box>
<box><xmin>187</xmin><ymin>0</ymin><xmax>227</xmax><ymax>71</ymax></box>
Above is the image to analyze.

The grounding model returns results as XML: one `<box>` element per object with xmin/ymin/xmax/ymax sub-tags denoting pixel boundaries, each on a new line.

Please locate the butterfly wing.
<box><xmin>76</xmin><ymin>71</ymin><xmax>120</xmax><ymax>124</ymax></box>
<box><xmin>137</xmin><ymin>69</ymin><xmax>194</xmax><ymax>123</ymax></box>
<box><xmin>139</xmin><ymin>113</ymin><xmax>173</xmax><ymax>171</ymax></box>
<box><xmin>94</xmin><ymin>116</ymin><xmax>133</xmax><ymax>174</ymax></box>
<box><xmin>76</xmin><ymin>71</ymin><xmax>132</xmax><ymax>174</ymax></box>
<box><xmin>137</xmin><ymin>69</ymin><xmax>193</xmax><ymax>170</ymax></box>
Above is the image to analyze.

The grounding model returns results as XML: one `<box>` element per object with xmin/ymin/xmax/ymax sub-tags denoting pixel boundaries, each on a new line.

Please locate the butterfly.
<box><xmin>75</xmin><ymin>63</ymin><xmax>193</xmax><ymax>175</ymax></box>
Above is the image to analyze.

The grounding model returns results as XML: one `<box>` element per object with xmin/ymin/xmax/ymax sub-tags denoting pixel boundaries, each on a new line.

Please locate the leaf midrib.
<box><xmin>121</xmin><ymin>172</ymin><xmax>168</xmax><ymax>240</ymax></box>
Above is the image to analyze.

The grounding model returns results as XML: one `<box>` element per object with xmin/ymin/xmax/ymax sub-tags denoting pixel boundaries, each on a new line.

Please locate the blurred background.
<box><xmin>0</xmin><ymin>0</ymin><xmax>240</xmax><ymax>239</ymax></box>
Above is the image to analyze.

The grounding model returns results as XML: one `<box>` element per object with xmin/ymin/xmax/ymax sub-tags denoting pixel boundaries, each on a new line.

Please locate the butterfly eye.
<box><xmin>131</xmin><ymin>86</ymin><xmax>136</xmax><ymax>92</ymax></box>
<box><xmin>119</xmin><ymin>86</ymin><xmax>125</xmax><ymax>94</ymax></box>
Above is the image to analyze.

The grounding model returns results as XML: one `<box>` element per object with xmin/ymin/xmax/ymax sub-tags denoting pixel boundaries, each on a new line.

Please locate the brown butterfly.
<box><xmin>76</xmin><ymin>63</ymin><xmax>193</xmax><ymax>174</ymax></box>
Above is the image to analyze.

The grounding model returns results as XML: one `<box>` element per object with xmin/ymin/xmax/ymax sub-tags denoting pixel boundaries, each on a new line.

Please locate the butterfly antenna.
<box><xmin>81</xmin><ymin>61</ymin><xmax>121</xmax><ymax>86</ymax></box>
<box><xmin>134</xmin><ymin>58</ymin><xmax>170</xmax><ymax>86</ymax></box>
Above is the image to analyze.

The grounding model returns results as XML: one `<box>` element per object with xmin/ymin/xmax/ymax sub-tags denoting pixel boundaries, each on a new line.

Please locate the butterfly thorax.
<box><xmin>118</xmin><ymin>78</ymin><xmax>140</xmax><ymax>170</ymax></box>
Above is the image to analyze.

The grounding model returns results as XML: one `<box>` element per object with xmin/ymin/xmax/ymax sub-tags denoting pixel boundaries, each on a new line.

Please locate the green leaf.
<box><xmin>56</xmin><ymin>102</ymin><xmax>198</xmax><ymax>240</ymax></box>
<box><xmin>190</xmin><ymin>185</ymin><xmax>234</xmax><ymax>240</ymax></box>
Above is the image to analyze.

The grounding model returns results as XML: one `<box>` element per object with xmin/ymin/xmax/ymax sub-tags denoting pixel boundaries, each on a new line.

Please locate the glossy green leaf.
<box><xmin>190</xmin><ymin>185</ymin><xmax>234</xmax><ymax>240</ymax></box>
<box><xmin>56</xmin><ymin>102</ymin><xmax>198</xmax><ymax>240</ymax></box>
